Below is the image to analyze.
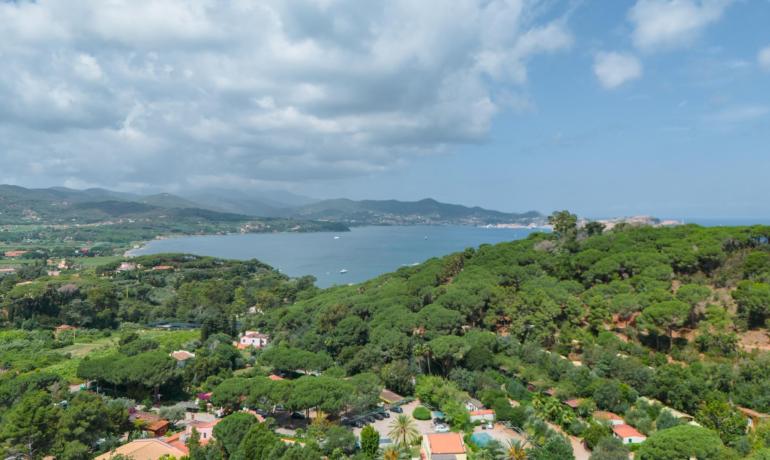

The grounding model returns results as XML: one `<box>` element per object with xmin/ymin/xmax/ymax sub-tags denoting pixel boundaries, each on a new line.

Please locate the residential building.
<box><xmin>131</xmin><ymin>411</ymin><xmax>170</xmax><ymax>437</ymax></box>
<box><xmin>593</xmin><ymin>411</ymin><xmax>624</xmax><ymax>426</ymax></box>
<box><xmin>117</xmin><ymin>262</ymin><xmax>138</xmax><ymax>272</ymax></box>
<box><xmin>563</xmin><ymin>399</ymin><xmax>583</xmax><ymax>410</ymax></box>
<box><xmin>95</xmin><ymin>439</ymin><xmax>187</xmax><ymax>460</ymax></box>
<box><xmin>422</xmin><ymin>432</ymin><xmax>467</xmax><ymax>460</ymax></box>
<box><xmin>185</xmin><ymin>419</ymin><xmax>221</xmax><ymax>444</ymax></box>
<box><xmin>469</xmin><ymin>409</ymin><xmax>495</xmax><ymax>423</ymax></box>
<box><xmin>737</xmin><ymin>406</ymin><xmax>769</xmax><ymax>431</ymax></box>
<box><xmin>379</xmin><ymin>388</ymin><xmax>404</xmax><ymax>405</ymax></box>
<box><xmin>612</xmin><ymin>424</ymin><xmax>647</xmax><ymax>444</ymax></box>
<box><xmin>238</xmin><ymin>331</ymin><xmax>269</xmax><ymax>349</ymax></box>
<box><xmin>464</xmin><ymin>398</ymin><xmax>484</xmax><ymax>412</ymax></box>
<box><xmin>170</xmin><ymin>350</ymin><xmax>196</xmax><ymax>367</ymax></box>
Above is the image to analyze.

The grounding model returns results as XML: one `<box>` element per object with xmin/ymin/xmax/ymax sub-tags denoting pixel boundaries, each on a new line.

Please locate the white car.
<box><xmin>434</xmin><ymin>424</ymin><xmax>450</xmax><ymax>433</ymax></box>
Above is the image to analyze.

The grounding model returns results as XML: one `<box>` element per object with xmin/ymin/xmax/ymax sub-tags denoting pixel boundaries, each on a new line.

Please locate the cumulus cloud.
<box><xmin>759</xmin><ymin>46</ymin><xmax>770</xmax><ymax>71</ymax></box>
<box><xmin>0</xmin><ymin>0</ymin><xmax>572</xmax><ymax>192</ymax></box>
<box><xmin>593</xmin><ymin>52</ymin><xmax>643</xmax><ymax>89</ymax></box>
<box><xmin>628</xmin><ymin>0</ymin><xmax>733</xmax><ymax>51</ymax></box>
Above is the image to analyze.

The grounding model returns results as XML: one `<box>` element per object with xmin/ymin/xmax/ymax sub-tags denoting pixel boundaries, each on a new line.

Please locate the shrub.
<box><xmin>413</xmin><ymin>406</ymin><xmax>431</xmax><ymax>420</ymax></box>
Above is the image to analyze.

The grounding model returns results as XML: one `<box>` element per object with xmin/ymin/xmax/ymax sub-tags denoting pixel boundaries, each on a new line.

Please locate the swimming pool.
<box><xmin>471</xmin><ymin>432</ymin><xmax>494</xmax><ymax>447</ymax></box>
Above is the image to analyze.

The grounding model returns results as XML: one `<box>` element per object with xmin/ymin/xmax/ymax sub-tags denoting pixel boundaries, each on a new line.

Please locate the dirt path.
<box><xmin>545</xmin><ymin>421</ymin><xmax>591</xmax><ymax>460</ymax></box>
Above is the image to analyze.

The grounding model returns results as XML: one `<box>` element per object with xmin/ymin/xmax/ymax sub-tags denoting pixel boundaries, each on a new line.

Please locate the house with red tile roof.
<box><xmin>186</xmin><ymin>419</ymin><xmax>220</xmax><ymax>444</ymax></box>
<box><xmin>469</xmin><ymin>409</ymin><xmax>495</xmax><ymax>423</ymax></box>
<box><xmin>96</xmin><ymin>439</ymin><xmax>187</xmax><ymax>460</ymax></box>
<box><xmin>612</xmin><ymin>424</ymin><xmax>646</xmax><ymax>444</ymax></box>
<box><xmin>422</xmin><ymin>432</ymin><xmax>467</xmax><ymax>460</ymax></box>
<box><xmin>131</xmin><ymin>411</ymin><xmax>170</xmax><ymax>437</ymax></box>
<box><xmin>593</xmin><ymin>410</ymin><xmax>624</xmax><ymax>426</ymax></box>
<box><xmin>737</xmin><ymin>406</ymin><xmax>768</xmax><ymax>431</ymax></box>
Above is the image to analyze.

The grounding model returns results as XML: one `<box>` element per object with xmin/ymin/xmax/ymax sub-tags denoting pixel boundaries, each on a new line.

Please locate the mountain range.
<box><xmin>0</xmin><ymin>184</ymin><xmax>543</xmax><ymax>226</ymax></box>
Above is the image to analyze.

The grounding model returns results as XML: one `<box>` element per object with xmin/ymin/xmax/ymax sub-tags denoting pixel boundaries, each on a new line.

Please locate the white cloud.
<box><xmin>759</xmin><ymin>46</ymin><xmax>770</xmax><ymax>71</ymax></box>
<box><xmin>0</xmin><ymin>0</ymin><xmax>573</xmax><ymax>191</ymax></box>
<box><xmin>704</xmin><ymin>105</ymin><xmax>769</xmax><ymax>124</ymax></box>
<box><xmin>593</xmin><ymin>52</ymin><xmax>643</xmax><ymax>89</ymax></box>
<box><xmin>628</xmin><ymin>0</ymin><xmax>733</xmax><ymax>51</ymax></box>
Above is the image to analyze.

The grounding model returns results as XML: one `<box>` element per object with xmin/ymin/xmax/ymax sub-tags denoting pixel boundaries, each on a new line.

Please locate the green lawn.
<box><xmin>44</xmin><ymin>329</ymin><xmax>199</xmax><ymax>383</ymax></box>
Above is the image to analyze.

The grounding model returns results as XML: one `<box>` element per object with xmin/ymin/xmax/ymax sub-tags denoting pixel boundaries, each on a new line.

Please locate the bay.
<box><xmin>130</xmin><ymin>226</ymin><xmax>543</xmax><ymax>287</ymax></box>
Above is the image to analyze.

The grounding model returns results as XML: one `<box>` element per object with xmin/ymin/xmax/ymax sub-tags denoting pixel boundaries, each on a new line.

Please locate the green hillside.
<box><xmin>287</xmin><ymin>197</ymin><xmax>542</xmax><ymax>225</ymax></box>
<box><xmin>256</xmin><ymin>223</ymin><xmax>770</xmax><ymax>415</ymax></box>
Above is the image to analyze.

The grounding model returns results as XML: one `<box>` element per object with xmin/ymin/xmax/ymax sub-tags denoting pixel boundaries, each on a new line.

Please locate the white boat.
<box><xmin>340</xmin><ymin>269</ymin><xmax>348</xmax><ymax>274</ymax></box>
<box><xmin>333</xmin><ymin>236</ymin><xmax>340</xmax><ymax>239</ymax></box>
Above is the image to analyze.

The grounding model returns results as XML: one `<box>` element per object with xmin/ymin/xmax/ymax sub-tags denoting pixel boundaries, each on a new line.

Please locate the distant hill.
<box><xmin>0</xmin><ymin>185</ymin><xmax>542</xmax><ymax>227</ymax></box>
<box><xmin>0</xmin><ymin>185</ymin><xmax>249</xmax><ymax>224</ymax></box>
<box><xmin>183</xmin><ymin>188</ymin><xmax>318</xmax><ymax>217</ymax></box>
<box><xmin>284</xmin><ymin>198</ymin><xmax>543</xmax><ymax>226</ymax></box>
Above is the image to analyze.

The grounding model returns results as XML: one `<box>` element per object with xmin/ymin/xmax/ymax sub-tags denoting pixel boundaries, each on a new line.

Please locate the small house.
<box><xmin>593</xmin><ymin>411</ymin><xmax>624</xmax><ymax>426</ymax></box>
<box><xmin>95</xmin><ymin>439</ymin><xmax>187</xmax><ymax>460</ymax></box>
<box><xmin>469</xmin><ymin>409</ymin><xmax>496</xmax><ymax>423</ymax></box>
<box><xmin>737</xmin><ymin>406</ymin><xmax>769</xmax><ymax>431</ymax></box>
<box><xmin>465</xmin><ymin>398</ymin><xmax>484</xmax><ymax>412</ymax></box>
<box><xmin>563</xmin><ymin>399</ymin><xmax>583</xmax><ymax>410</ymax></box>
<box><xmin>185</xmin><ymin>419</ymin><xmax>221</xmax><ymax>444</ymax></box>
<box><xmin>422</xmin><ymin>432</ymin><xmax>467</xmax><ymax>460</ymax></box>
<box><xmin>132</xmin><ymin>411</ymin><xmax>170</xmax><ymax>437</ymax></box>
<box><xmin>612</xmin><ymin>424</ymin><xmax>646</xmax><ymax>444</ymax></box>
<box><xmin>379</xmin><ymin>388</ymin><xmax>404</xmax><ymax>405</ymax></box>
<box><xmin>54</xmin><ymin>324</ymin><xmax>77</xmax><ymax>337</ymax></box>
<box><xmin>170</xmin><ymin>350</ymin><xmax>196</xmax><ymax>367</ymax></box>
<box><xmin>238</xmin><ymin>331</ymin><xmax>269</xmax><ymax>349</ymax></box>
<box><xmin>117</xmin><ymin>262</ymin><xmax>137</xmax><ymax>272</ymax></box>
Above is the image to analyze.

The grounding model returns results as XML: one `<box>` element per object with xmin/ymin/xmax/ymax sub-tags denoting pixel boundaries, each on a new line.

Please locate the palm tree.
<box><xmin>504</xmin><ymin>440</ymin><xmax>528</xmax><ymax>460</ymax></box>
<box><xmin>388</xmin><ymin>414</ymin><xmax>419</xmax><ymax>447</ymax></box>
<box><xmin>381</xmin><ymin>446</ymin><xmax>401</xmax><ymax>460</ymax></box>
<box><xmin>413</xmin><ymin>343</ymin><xmax>432</xmax><ymax>374</ymax></box>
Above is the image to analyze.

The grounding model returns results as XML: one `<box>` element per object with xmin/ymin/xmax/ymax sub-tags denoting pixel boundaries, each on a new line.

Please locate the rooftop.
<box><xmin>594</xmin><ymin>410</ymin><xmax>623</xmax><ymax>421</ymax></box>
<box><xmin>563</xmin><ymin>399</ymin><xmax>583</xmax><ymax>409</ymax></box>
<box><xmin>612</xmin><ymin>424</ymin><xmax>645</xmax><ymax>439</ymax></box>
<box><xmin>470</xmin><ymin>409</ymin><xmax>495</xmax><ymax>416</ymax></box>
<box><xmin>426</xmin><ymin>432</ymin><xmax>466</xmax><ymax>454</ymax></box>
<box><xmin>94</xmin><ymin>439</ymin><xmax>187</xmax><ymax>460</ymax></box>
<box><xmin>170</xmin><ymin>350</ymin><xmax>196</xmax><ymax>361</ymax></box>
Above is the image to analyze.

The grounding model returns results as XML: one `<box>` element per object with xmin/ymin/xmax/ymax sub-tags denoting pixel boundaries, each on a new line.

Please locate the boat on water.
<box><xmin>340</xmin><ymin>269</ymin><xmax>348</xmax><ymax>274</ymax></box>
<box><xmin>333</xmin><ymin>236</ymin><xmax>340</xmax><ymax>239</ymax></box>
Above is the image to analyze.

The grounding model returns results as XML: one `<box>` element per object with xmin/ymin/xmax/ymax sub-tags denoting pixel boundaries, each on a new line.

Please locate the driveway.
<box><xmin>352</xmin><ymin>400</ymin><xmax>434</xmax><ymax>443</ymax></box>
<box><xmin>546</xmin><ymin>421</ymin><xmax>591</xmax><ymax>460</ymax></box>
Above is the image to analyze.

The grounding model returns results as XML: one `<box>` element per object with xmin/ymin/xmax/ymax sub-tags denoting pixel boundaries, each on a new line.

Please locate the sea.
<box><xmin>129</xmin><ymin>225</ymin><xmax>543</xmax><ymax>288</ymax></box>
<box><xmin>128</xmin><ymin>218</ymin><xmax>770</xmax><ymax>288</ymax></box>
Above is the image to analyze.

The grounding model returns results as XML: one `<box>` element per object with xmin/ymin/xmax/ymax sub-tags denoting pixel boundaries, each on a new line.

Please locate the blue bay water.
<box><xmin>131</xmin><ymin>226</ymin><xmax>542</xmax><ymax>288</ymax></box>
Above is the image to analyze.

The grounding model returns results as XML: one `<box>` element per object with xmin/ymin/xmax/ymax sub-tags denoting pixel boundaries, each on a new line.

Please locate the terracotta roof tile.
<box><xmin>426</xmin><ymin>432</ymin><xmax>466</xmax><ymax>454</ymax></box>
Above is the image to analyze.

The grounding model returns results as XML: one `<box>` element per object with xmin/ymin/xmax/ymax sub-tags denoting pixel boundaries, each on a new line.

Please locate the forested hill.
<box><xmin>0</xmin><ymin>185</ymin><xmax>245</xmax><ymax>224</ymax></box>
<box><xmin>258</xmin><ymin>223</ymin><xmax>770</xmax><ymax>413</ymax></box>
<box><xmin>283</xmin><ymin>198</ymin><xmax>543</xmax><ymax>225</ymax></box>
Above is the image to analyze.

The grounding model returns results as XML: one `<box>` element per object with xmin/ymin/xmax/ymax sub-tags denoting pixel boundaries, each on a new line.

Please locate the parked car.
<box><xmin>390</xmin><ymin>406</ymin><xmax>403</xmax><ymax>413</ymax></box>
<box><xmin>372</xmin><ymin>412</ymin><xmax>384</xmax><ymax>420</ymax></box>
<box><xmin>291</xmin><ymin>412</ymin><xmax>306</xmax><ymax>419</ymax></box>
<box><xmin>435</xmin><ymin>424</ymin><xmax>450</xmax><ymax>433</ymax></box>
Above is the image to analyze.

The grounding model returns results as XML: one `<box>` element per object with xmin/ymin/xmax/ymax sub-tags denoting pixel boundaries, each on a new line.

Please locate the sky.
<box><xmin>0</xmin><ymin>0</ymin><xmax>768</xmax><ymax>218</ymax></box>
